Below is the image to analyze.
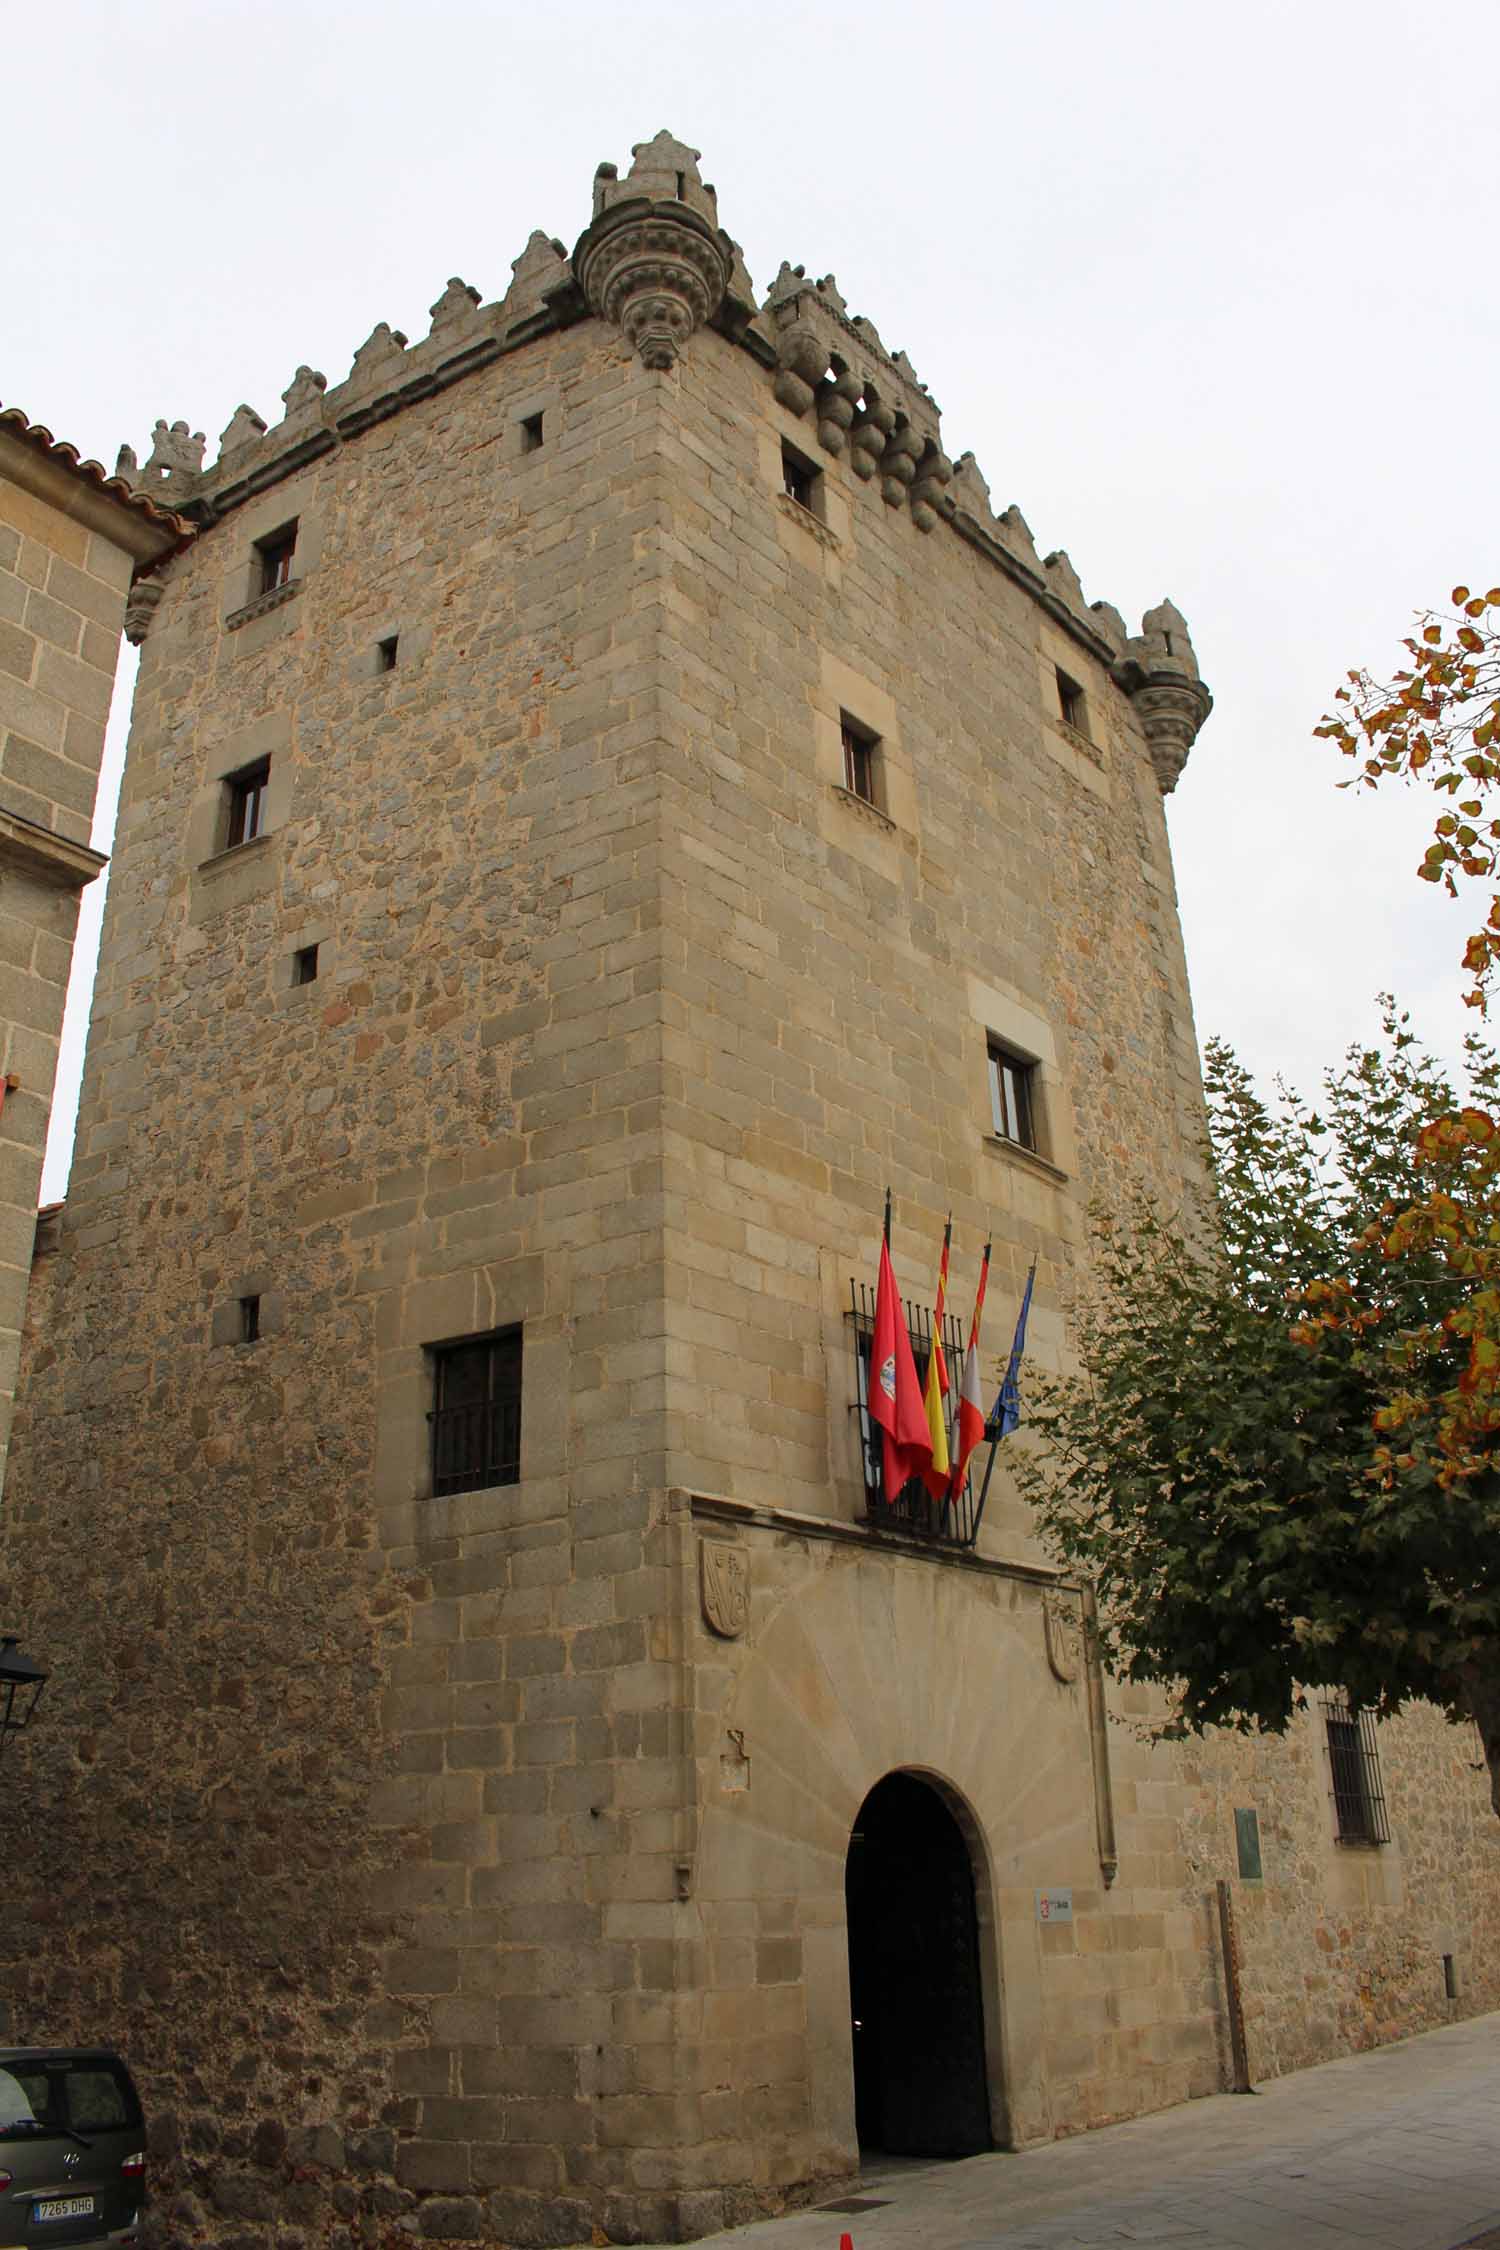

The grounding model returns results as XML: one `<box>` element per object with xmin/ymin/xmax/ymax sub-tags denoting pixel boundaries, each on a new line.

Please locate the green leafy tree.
<box><xmin>1018</xmin><ymin>1012</ymin><xmax>1500</xmax><ymax>1814</ymax></box>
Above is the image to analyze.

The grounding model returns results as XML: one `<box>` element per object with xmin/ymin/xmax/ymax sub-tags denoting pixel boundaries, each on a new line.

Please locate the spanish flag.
<box><xmin>920</xmin><ymin>1218</ymin><xmax>953</xmax><ymax>1499</ymax></box>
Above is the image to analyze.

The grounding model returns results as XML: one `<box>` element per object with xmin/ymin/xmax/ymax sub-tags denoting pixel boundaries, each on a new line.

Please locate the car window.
<box><xmin>0</xmin><ymin>2067</ymin><xmax>46</xmax><ymax>2134</ymax></box>
<box><xmin>0</xmin><ymin>2061</ymin><xmax>139</xmax><ymax>2138</ymax></box>
<box><xmin>68</xmin><ymin>2069</ymin><xmax>129</xmax><ymax>2131</ymax></box>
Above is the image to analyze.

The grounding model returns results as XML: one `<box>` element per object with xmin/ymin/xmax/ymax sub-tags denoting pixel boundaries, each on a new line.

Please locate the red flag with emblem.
<box><xmin>869</xmin><ymin>1194</ymin><xmax>933</xmax><ymax>1502</ymax></box>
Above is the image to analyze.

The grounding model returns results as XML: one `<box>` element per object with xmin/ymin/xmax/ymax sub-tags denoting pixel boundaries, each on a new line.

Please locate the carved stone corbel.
<box><xmin>124</xmin><ymin>575</ymin><xmax>166</xmax><ymax>647</ymax></box>
<box><xmin>574</xmin><ymin>203</ymin><xmax>733</xmax><ymax>368</ymax></box>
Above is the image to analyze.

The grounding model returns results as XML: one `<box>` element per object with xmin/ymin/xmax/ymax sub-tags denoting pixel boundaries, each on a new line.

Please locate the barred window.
<box><xmin>429</xmin><ymin>1328</ymin><xmax>522</xmax><ymax>1496</ymax></box>
<box><xmin>1324</xmin><ymin>1696</ymin><xmax>1390</xmax><ymax>1846</ymax></box>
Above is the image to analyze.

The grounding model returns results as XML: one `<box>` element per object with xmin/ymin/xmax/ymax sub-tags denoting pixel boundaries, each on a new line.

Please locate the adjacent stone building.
<box><xmin>2</xmin><ymin>131</ymin><xmax>1497</xmax><ymax>2250</ymax></box>
<box><xmin>0</xmin><ymin>408</ymin><xmax>185</xmax><ymax>1504</ymax></box>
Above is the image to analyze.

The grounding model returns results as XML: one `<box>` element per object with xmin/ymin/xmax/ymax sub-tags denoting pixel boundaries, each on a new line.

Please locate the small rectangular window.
<box><xmin>1324</xmin><ymin>1696</ymin><xmax>1390</xmax><ymax>1845</ymax></box>
<box><xmin>520</xmin><ymin>412</ymin><xmax>545</xmax><ymax>452</ymax></box>
<box><xmin>840</xmin><ymin>714</ymin><xmax>879</xmax><ymax>806</ymax></box>
<box><xmin>1233</xmin><ymin>1807</ymin><xmax>1262</xmax><ymax>1881</ymax></box>
<box><xmin>292</xmin><ymin>944</ymin><xmax>319</xmax><ymax>986</ymax></box>
<box><xmin>255</xmin><ymin>522</ymin><xmax>298</xmax><ymax>596</ymax></box>
<box><xmin>377</xmin><ymin>635</ymin><xmax>399</xmax><ymax>672</ymax></box>
<box><xmin>225</xmin><ymin>758</ymin><xmax>271</xmax><ymax>850</ymax></box>
<box><xmin>782</xmin><ymin>441</ymin><xmax>821</xmax><ymax>514</ymax></box>
<box><xmin>430</xmin><ymin>1328</ymin><xmax>523</xmax><ymax>1496</ymax></box>
<box><xmin>239</xmin><ymin>1294</ymin><xmax>261</xmax><ymax>1344</ymax></box>
<box><xmin>988</xmin><ymin>1041</ymin><xmax>1037</xmax><ymax>1152</ymax></box>
<box><xmin>1056</xmin><ymin>667</ymin><xmax>1088</xmax><ymax>736</ymax></box>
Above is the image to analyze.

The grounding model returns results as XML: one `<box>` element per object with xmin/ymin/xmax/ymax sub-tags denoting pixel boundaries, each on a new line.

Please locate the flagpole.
<box><xmin>883</xmin><ymin>1186</ymin><xmax>891</xmax><ymax>1248</ymax></box>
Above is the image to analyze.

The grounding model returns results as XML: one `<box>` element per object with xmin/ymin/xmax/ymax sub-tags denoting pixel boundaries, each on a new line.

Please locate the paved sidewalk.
<box><xmin>657</xmin><ymin>2013</ymin><xmax>1500</xmax><ymax>2250</ymax></box>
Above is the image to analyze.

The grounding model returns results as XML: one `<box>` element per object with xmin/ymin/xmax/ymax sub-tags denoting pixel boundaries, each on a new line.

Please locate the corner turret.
<box><xmin>1112</xmin><ymin>599</ymin><xmax>1213</xmax><ymax>792</ymax></box>
<box><xmin>571</xmin><ymin>129</ymin><xmax>754</xmax><ymax>369</ymax></box>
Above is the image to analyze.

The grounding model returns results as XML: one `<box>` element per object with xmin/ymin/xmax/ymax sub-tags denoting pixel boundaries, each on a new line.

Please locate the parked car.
<box><xmin>0</xmin><ymin>2048</ymin><xmax>146</xmax><ymax>2246</ymax></box>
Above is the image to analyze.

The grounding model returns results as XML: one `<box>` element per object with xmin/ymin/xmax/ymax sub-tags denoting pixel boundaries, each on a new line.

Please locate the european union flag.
<box><xmin>992</xmin><ymin>1260</ymin><xmax>1036</xmax><ymax>1438</ymax></box>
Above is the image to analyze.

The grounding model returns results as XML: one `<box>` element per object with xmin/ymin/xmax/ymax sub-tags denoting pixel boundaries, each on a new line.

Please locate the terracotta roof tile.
<box><xmin>0</xmin><ymin>402</ymin><xmax>193</xmax><ymax>539</ymax></box>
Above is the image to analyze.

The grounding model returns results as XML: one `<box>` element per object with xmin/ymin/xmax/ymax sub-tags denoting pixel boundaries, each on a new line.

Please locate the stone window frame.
<box><xmin>210</xmin><ymin>1270</ymin><xmax>285</xmax><ymax>1348</ymax></box>
<box><xmin>373</xmin><ymin>1257</ymin><xmax>562</xmax><ymax>1540</ymax></box>
<box><xmin>987</xmin><ymin>1038</ymin><xmax>1038</xmax><ymax>1154</ymax></box>
<box><xmin>839</xmin><ymin>710</ymin><xmax>881</xmax><ymax>810</ymax></box>
<box><xmin>781</xmin><ymin>436</ymin><xmax>825</xmax><ymax>521</ymax></box>
<box><xmin>279</xmin><ymin>919</ymin><xmax>337</xmax><ymax>1002</ymax></box>
<box><xmin>353</xmin><ymin>620</ymin><xmax>433</xmax><ymax>684</ymax></box>
<box><xmin>1055</xmin><ymin>664</ymin><xmax>1089</xmax><ymax>740</ymax></box>
<box><xmin>507</xmin><ymin>385</ymin><xmax>561</xmax><ymax>465</ymax></box>
<box><xmin>814</xmin><ymin>654</ymin><xmax>912</xmax><ymax>844</ymax></box>
<box><xmin>967</xmin><ymin>978</ymin><xmax>1075</xmax><ymax>1184</ymax></box>
<box><xmin>428</xmin><ymin>1325</ymin><xmax>524</xmax><ymax>1497</ymax></box>
<box><xmin>222</xmin><ymin>475</ymin><xmax>326</xmax><ymax>635</ymax></box>
<box><xmin>223</xmin><ymin>756</ymin><xmax>271</xmax><ymax>851</ymax></box>
<box><xmin>188</xmin><ymin>712</ymin><xmax>295</xmax><ymax>920</ymax></box>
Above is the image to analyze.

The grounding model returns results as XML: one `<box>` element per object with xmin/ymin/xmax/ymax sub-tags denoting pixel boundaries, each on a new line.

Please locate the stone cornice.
<box><xmin>686</xmin><ymin>1489</ymin><xmax>1069</xmax><ymax>1591</ymax></box>
<box><xmin>0</xmin><ymin>806</ymin><xmax>107</xmax><ymax>891</ymax></box>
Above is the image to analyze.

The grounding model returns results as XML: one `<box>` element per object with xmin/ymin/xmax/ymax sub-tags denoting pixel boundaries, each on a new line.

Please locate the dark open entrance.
<box><xmin>845</xmin><ymin>1771</ymin><xmax>992</xmax><ymax>2158</ymax></box>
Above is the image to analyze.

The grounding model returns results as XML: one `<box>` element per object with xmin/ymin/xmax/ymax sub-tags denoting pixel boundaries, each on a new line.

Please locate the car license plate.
<box><xmin>34</xmin><ymin>2196</ymin><xmax>94</xmax><ymax>2220</ymax></box>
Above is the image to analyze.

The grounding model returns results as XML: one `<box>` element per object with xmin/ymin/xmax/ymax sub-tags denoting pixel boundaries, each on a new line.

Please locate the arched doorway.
<box><xmin>844</xmin><ymin>1771</ymin><xmax>992</xmax><ymax>2158</ymax></box>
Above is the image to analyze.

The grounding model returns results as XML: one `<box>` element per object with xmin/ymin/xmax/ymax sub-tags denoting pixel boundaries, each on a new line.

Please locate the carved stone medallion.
<box><xmin>700</xmin><ymin>1539</ymin><xmax>750</xmax><ymax>1639</ymax></box>
<box><xmin>1043</xmin><ymin>1592</ymin><xmax>1083</xmax><ymax>1684</ymax></box>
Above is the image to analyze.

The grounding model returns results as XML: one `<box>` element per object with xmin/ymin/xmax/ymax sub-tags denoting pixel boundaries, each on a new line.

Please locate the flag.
<box><xmin>920</xmin><ymin>1218</ymin><xmax>953</xmax><ymax>1499</ymax></box>
<box><xmin>949</xmin><ymin>1240</ymin><xmax>991</xmax><ymax>1498</ymax></box>
<box><xmin>993</xmin><ymin>1259</ymin><xmax>1037</xmax><ymax>1439</ymax></box>
<box><xmin>868</xmin><ymin>1192</ymin><xmax>934</xmax><ymax>1501</ymax></box>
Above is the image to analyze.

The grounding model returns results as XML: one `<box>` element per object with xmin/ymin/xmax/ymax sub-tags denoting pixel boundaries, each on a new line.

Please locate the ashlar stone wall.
<box><xmin>4</xmin><ymin>126</ymin><xmax>1498</xmax><ymax>2250</ymax></box>
<box><xmin>0</xmin><ymin>427</ymin><xmax>178</xmax><ymax>1499</ymax></box>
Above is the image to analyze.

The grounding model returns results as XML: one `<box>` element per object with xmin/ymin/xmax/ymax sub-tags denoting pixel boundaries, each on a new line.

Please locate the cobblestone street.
<box><xmin>654</xmin><ymin>2013</ymin><xmax>1500</xmax><ymax>2250</ymax></box>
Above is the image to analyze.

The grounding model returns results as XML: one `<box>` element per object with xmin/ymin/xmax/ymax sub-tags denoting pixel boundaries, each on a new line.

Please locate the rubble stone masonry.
<box><xmin>2</xmin><ymin>132</ymin><xmax>1496</xmax><ymax>2250</ymax></box>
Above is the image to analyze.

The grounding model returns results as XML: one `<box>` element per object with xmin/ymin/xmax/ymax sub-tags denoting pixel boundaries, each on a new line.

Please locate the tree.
<box><xmin>1315</xmin><ymin>592</ymin><xmax>1500</xmax><ymax>1496</ymax></box>
<box><xmin>1017</xmin><ymin>1013</ymin><xmax>1500</xmax><ymax>1815</ymax></box>
<box><xmin>1318</xmin><ymin>585</ymin><xmax>1500</xmax><ymax>1008</ymax></box>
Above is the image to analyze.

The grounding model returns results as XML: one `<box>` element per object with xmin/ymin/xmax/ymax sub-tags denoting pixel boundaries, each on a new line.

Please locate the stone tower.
<box><xmin>14</xmin><ymin>129</ymin><xmax>1481</xmax><ymax>2250</ymax></box>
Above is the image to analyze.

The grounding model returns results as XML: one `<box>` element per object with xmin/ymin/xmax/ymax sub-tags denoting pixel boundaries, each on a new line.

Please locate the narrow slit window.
<box><xmin>239</xmin><ymin>1295</ymin><xmax>261</xmax><ymax>1345</ymax></box>
<box><xmin>840</xmin><ymin>715</ymin><xmax>879</xmax><ymax>806</ymax></box>
<box><xmin>377</xmin><ymin>635</ymin><xmax>399</xmax><ymax>672</ymax></box>
<box><xmin>520</xmin><ymin>412</ymin><xmax>545</xmax><ymax>452</ymax></box>
<box><xmin>254</xmin><ymin>522</ymin><xmax>298</xmax><ymax>597</ymax></box>
<box><xmin>225</xmin><ymin>758</ymin><xmax>271</xmax><ymax>850</ymax></box>
<box><xmin>292</xmin><ymin>944</ymin><xmax>319</xmax><ymax>986</ymax></box>
<box><xmin>988</xmin><ymin>1041</ymin><xmax>1037</xmax><ymax>1152</ymax></box>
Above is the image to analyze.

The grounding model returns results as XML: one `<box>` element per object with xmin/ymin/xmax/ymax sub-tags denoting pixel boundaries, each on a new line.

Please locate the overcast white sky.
<box><xmin>12</xmin><ymin>0</ymin><xmax>1499</xmax><ymax>1200</ymax></box>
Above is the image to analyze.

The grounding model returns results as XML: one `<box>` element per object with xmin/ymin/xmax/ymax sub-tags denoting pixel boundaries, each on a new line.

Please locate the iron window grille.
<box><xmin>1323</xmin><ymin>1695</ymin><xmax>1390</xmax><ymax>1846</ymax></box>
<box><xmin>848</xmin><ymin>1279</ymin><xmax>980</xmax><ymax>1546</ymax></box>
<box><xmin>429</xmin><ymin>1327</ymin><xmax>523</xmax><ymax>1496</ymax></box>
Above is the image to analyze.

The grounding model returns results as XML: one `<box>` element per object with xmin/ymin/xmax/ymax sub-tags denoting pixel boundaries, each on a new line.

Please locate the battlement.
<box><xmin>119</xmin><ymin>125</ymin><xmax>1210</xmax><ymax>784</ymax></box>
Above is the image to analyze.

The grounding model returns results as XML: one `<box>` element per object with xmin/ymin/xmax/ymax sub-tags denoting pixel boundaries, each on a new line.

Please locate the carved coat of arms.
<box><xmin>700</xmin><ymin>1539</ymin><xmax>750</xmax><ymax>1639</ymax></box>
<box><xmin>1043</xmin><ymin>1591</ymin><xmax>1084</xmax><ymax>1684</ymax></box>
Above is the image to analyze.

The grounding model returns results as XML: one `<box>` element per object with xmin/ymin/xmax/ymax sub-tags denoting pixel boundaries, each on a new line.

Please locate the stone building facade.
<box><xmin>0</xmin><ymin>409</ymin><xmax>184</xmax><ymax>1506</ymax></box>
<box><xmin>2</xmin><ymin>131</ymin><xmax>1497</xmax><ymax>2249</ymax></box>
